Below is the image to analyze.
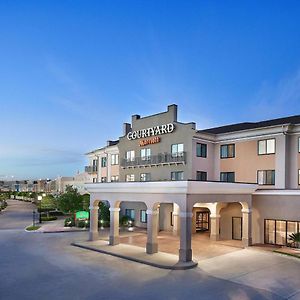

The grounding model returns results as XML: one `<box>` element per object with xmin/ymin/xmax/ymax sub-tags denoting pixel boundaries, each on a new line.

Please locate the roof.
<box><xmin>199</xmin><ymin>115</ymin><xmax>300</xmax><ymax>135</ymax></box>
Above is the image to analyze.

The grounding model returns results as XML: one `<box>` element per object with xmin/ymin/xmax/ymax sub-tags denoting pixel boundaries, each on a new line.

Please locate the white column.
<box><xmin>109</xmin><ymin>207</ymin><xmax>120</xmax><ymax>245</ymax></box>
<box><xmin>107</xmin><ymin>154</ymin><xmax>112</xmax><ymax>182</ymax></box>
<box><xmin>172</xmin><ymin>203</ymin><xmax>180</xmax><ymax>235</ymax></box>
<box><xmin>96</xmin><ymin>155</ymin><xmax>101</xmax><ymax>182</ymax></box>
<box><xmin>179</xmin><ymin>212</ymin><xmax>193</xmax><ymax>262</ymax></box>
<box><xmin>146</xmin><ymin>209</ymin><xmax>159</xmax><ymax>254</ymax></box>
<box><xmin>89</xmin><ymin>205</ymin><xmax>99</xmax><ymax>241</ymax></box>
<box><xmin>210</xmin><ymin>213</ymin><xmax>220</xmax><ymax>241</ymax></box>
<box><xmin>242</xmin><ymin>208</ymin><xmax>252</xmax><ymax>247</ymax></box>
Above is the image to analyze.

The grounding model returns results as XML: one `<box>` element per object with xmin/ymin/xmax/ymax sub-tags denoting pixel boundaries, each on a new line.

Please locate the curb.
<box><xmin>71</xmin><ymin>242</ymin><xmax>198</xmax><ymax>270</ymax></box>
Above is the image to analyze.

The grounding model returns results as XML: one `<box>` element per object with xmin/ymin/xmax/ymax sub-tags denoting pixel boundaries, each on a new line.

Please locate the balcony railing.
<box><xmin>85</xmin><ymin>166</ymin><xmax>98</xmax><ymax>173</ymax></box>
<box><xmin>121</xmin><ymin>152</ymin><xmax>186</xmax><ymax>168</ymax></box>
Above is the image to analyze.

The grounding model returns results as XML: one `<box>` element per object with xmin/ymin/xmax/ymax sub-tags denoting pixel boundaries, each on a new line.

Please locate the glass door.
<box><xmin>196</xmin><ymin>212</ymin><xmax>209</xmax><ymax>232</ymax></box>
<box><xmin>232</xmin><ymin>217</ymin><xmax>242</xmax><ymax>240</ymax></box>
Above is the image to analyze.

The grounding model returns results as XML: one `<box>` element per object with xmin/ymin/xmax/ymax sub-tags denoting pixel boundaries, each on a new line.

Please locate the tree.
<box><xmin>99</xmin><ymin>202</ymin><xmax>110</xmax><ymax>224</ymax></box>
<box><xmin>57</xmin><ymin>186</ymin><xmax>84</xmax><ymax>214</ymax></box>
<box><xmin>40</xmin><ymin>195</ymin><xmax>57</xmax><ymax>216</ymax></box>
<box><xmin>289</xmin><ymin>232</ymin><xmax>300</xmax><ymax>248</ymax></box>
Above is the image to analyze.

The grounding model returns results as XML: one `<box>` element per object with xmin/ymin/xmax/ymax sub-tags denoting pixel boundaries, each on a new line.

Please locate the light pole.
<box><xmin>37</xmin><ymin>195</ymin><xmax>42</xmax><ymax>223</ymax></box>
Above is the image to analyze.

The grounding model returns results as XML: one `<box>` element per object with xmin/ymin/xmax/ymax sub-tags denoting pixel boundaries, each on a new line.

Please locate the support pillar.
<box><xmin>172</xmin><ymin>203</ymin><xmax>180</xmax><ymax>236</ymax></box>
<box><xmin>146</xmin><ymin>209</ymin><xmax>159</xmax><ymax>254</ymax></box>
<box><xmin>109</xmin><ymin>207</ymin><xmax>120</xmax><ymax>245</ymax></box>
<box><xmin>89</xmin><ymin>205</ymin><xmax>99</xmax><ymax>241</ymax></box>
<box><xmin>242</xmin><ymin>208</ymin><xmax>252</xmax><ymax>247</ymax></box>
<box><xmin>210</xmin><ymin>214</ymin><xmax>220</xmax><ymax>241</ymax></box>
<box><xmin>179</xmin><ymin>212</ymin><xmax>193</xmax><ymax>262</ymax></box>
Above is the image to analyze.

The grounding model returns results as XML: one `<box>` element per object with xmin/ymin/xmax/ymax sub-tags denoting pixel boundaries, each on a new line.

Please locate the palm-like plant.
<box><xmin>289</xmin><ymin>232</ymin><xmax>300</xmax><ymax>248</ymax></box>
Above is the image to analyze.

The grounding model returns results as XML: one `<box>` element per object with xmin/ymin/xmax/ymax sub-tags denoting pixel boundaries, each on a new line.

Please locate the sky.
<box><xmin>1</xmin><ymin>0</ymin><xmax>300</xmax><ymax>180</ymax></box>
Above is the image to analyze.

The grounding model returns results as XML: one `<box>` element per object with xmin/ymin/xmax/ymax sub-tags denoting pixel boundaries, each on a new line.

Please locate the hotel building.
<box><xmin>85</xmin><ymin>104</ymin><xmax>300</xmax><ymax>264</ymax></box>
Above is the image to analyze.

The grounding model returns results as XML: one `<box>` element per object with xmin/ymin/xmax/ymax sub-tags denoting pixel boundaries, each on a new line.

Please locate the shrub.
<box><xmin>289</xmin><ymin>232</ymin><xmax>300</xmax><ymax>248</ymax></box>
<box><xmin>77</xmin><ymin>220</ymin><xmax>89</xmax><ymax>228</ymax></box>
<box><xmin>64</xmin><ymin>216</ymin><xmax>75</xmax><ymax>227</ymax></box>
<box><xmin>120</xmin><ymin>215</ymin><xmax>134</xmax><ymax>227</ymax></box>
<box><xmin>26</xmin><ymin>225</ymin><xmax>41</xmax><ymax>231</ymax></box>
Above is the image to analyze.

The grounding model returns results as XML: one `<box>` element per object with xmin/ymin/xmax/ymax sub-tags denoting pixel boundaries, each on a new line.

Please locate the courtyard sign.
<box><xmin>127</xmin><ymin>123</ymin><xmax>175</xmax><ymax>140</ymax></box>
<box><xmin>75</xmin><ymin>211</ymin><xmax>89</xmax><ymax>220</ymax></box>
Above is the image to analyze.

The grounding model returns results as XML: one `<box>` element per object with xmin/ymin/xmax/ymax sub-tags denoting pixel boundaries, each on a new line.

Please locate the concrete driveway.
<box><xmin>1</xmin><ymin>199</ymin><xmax>300</xmax><ymax>300</ymax></box>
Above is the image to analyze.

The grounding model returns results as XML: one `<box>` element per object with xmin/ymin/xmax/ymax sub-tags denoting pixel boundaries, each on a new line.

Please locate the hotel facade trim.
<box><xmin>85</xmin><ymin>104</ymin><xmax>300</xmax><ymax>264</ymax></box>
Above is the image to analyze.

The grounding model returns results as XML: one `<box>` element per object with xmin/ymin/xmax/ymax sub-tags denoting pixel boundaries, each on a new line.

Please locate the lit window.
<box><xmin>220</xmin><ymin>144</ymin><xmax>235</xmax><ymax>158</ymax></box>
<box><xmin>140</xmin><ymin>173</ymin><xmax>151</xmax><ymax>182</ymax></box>
<box><xmin>196</xmin><ymin>143</ymin><xmax>207</xmax><ymax>158</ymax></box>
<box><xmin>171</xmin><ymin>171</ymin><xmax>184</xmax><ymax>181</ymax></box>
<box><xmin>140</xmin><ymin>148</ymin><xmax>151</xmax><ymax>160</ymax></box>
<box><xmin>111</xmin><ymin>154</ymin><xmax>119</xmax><ymax>165</ymax></box>
<box><xmin>101</xmin><ymin>177</ymin><xmax>107</xmax><ymax>183</ymax></box>
<box><xmin>257</xmin><ymin>170</ymin><xmax>275</xmax><ymax>185</ymax></box>
<box><xmin>125</xmin><ymin>174</ymin><xmax>135</xmax><ymax>182</ymax></box>
<box><xmin>140</xmin><ymin>210</ymin><xmax>147</xmax><ymax>223</ymax></box>
<box><xmin>125</xmin><ymin>150</ymin><xmax>135</xmax><ymax>162</ymax></box>
<box><xmin>125</xmin><ymin>209</ymin><xmax>135</xmax><ymax>220</ymax></box>
<box><xmin>258</xmin><ymin>139</ymin><xmax>275</xmax><ymax>155</ymax></box>
<box><xmin>171</xmin><ymin>143</ymin><xmax>184</xmax><ymax>157</ymax></box>
<box><xmin>111</xmin><ymin>175</ymin><xmax>119</xmax><ymax>182</ymax></box>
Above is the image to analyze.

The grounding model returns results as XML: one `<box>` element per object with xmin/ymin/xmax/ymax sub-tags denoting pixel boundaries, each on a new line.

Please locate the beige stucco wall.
<box><xmin>220</xmin><ymin>139</ymin><xmax>275</xmax><ymax>185</ymax></box>
<box><xmin>252</xmin><ymin>195</ymin><xmax>300</xmax><ymax>244</ymax></box>
<box><xmin>159</xmin><ymin>203</ymin><xmax>173</xmax><ymax>231</ymax></box>
<box><xmin>219</xmin><ymin>203</ymin><xmax>242</xmax><ymax>240</ymax></box>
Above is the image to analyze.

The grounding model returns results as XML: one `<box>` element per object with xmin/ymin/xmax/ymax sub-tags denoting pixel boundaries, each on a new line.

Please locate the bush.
<box><xmin>64</xmin><ymin>216</ymin><xmax>75</xmax><ymax>227</ymax></box>
<box><xmin>41</xmin><ymin>216</ymin><xmax>57</xmax><ymax>222</ymax></box>
<box><xmin>26</xmin><ymin>225</ymin><xmax>41</xmax><ymax>231</ymax></box>
<box><xmin>77</xmin><ymin>220</ymin><xmax>89</xmax><ymax>228</ymax></box>
<box><xmin>120</xmin><ymin>215</ymin><xmax>134</xmax><ymax>227</ymax></box>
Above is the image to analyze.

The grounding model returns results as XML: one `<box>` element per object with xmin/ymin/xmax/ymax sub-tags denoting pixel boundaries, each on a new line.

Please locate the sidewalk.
<box><xmin>72</xmin><ymin>239</ymin><xmax>198</xmax><ymax>270</ymax></box>
<box><xmin>37</xmin><ymin>217</ymin><xmax>88</xmax><ymax>233</ymax></box>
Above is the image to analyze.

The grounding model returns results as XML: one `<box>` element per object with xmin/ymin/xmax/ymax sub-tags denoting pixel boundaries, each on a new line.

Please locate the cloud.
<box><xmin>249</xmin><ymin>69</ymin><xmax>300</xmax><ymax>119</ymax></box>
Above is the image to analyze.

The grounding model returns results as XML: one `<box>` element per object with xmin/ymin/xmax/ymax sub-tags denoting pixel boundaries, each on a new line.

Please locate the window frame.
<box><xmin>171</xmin><ymin>143</ymin><xmax>184</xmax><ymax>157</ymax></box>
<box><xmin>140</xmin><ymin>173</ymin><xmax>151</xmax><ymax>182</ymax></box>
<box><xmin>258</xmin><ymin>138</ymin><xmax>276</xmax><ymax>155</ymax></box>
<box><xmin>171</xmin><ymin>171</ymin><xmax>184</xmax><ymax>181</ymax></box>
<box><xmin>220</xmin><ymin>144</ymin><xmax>235</xmax><ymax>159</ymax></box>
<box><xmin>196</xmin><ymin>143</ymin><xmax>207</xmax><ymax>158</ymax></box>
<box><xmin>257</xmin><ymin>170</ymin><xmax>275</xmax><ymax>185</ymax></box>
<box><xmin>140</xmin><ymin>210</ymin><xmax>147</xmax><ymax>223</ymax></box>
<box><xmin>140</xmin><ymin>148</ymin><xmax>151</xmax><ymax>160</ymax></box>
<box><xmin>111</xmin><ymin>154</ymin><xmax>119</xmax><ymax>165</ymax></box>
<box><xmin>125</xmin><ymin>174</ymin><xmax>135</xmax><ymax>182</ymax></box>
<box><xmin>196</xmin><ymin>171</ymin><xmax>207</xmax><ymax>181</ymax></box>
<box><xmin>220</xmin><ymin>172</ymin><xmax>235</xmax><ymax>182</ymax></box>
<box><xmin>125</xmin><ymin>150</ymin><xmax>135</xmax><ymax>162</ymax></box>
<box><xmin>125</xmin><ymin>209</ymin><xmax>135</xmax><ymax>220</ymax></box>
<box><xmin>101</xmin><ymin>157</ymin><xmax>107</xmax><ymax>167</ymax></box>
<box><xmin>111</xmin><ymin>175</ymin><xmax>119</xmax><ymax>182</ymax></box>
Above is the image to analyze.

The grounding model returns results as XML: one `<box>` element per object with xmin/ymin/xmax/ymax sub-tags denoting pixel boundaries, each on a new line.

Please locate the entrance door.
<box><xmin>232</xmin><ymin>217</ymin><xmax>242</xmax><ymax>240</ymax></box>
<box><xmin>196</xmin><ymin>212</ymin><xmax>209</xmax><ymax>232</ymax></box>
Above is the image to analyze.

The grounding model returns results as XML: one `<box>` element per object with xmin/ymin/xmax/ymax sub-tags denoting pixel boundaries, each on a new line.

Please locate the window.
<box><xmin>220</xmin><ymin>144</ymin><xmax>235</xmax><ymax>158</ymax></box>
<box><xmin>299</xmin><ymin>170</ymin><xmax>300</xmax><ymax>185</ymax></box>
<box><xmin>140</xmin><ymin>148</ymin><xmax>151</xmax><ymax>160</ymax></box>
<box><xmin>92</xmin><ymin>159</ymin><xmax>97</xmax><ymax>167</ymax></box>
<box><xmin>171</xmin><ymin>143</ymin><xmax>184</xmax><ymax>157</ymax></box>
<box><xmin>140</xmin><ymin>173</ymin><xmax>151</xmax><ymax>182</ymax></box>
<box><xmin>111</xmin><ymin>154</ymin><xmax>119</xmax><ymax>165</ymax></box>
<box><xmin>265</xmin><ymin>219</ymin><xmax>300</xmax><ymax>246</ymax></box>
<box><xmin>170</xmin><ymin>212</ymin><xmax>173</xmax><ymax>226</ymax></box>
<box><xmin>101</xmin><ymin>157</ymin><xmax>107</xmax><ymax>167</ymax></box>
<box><xmin>125</xmin><ymin>174</ymin><xmax>135</xmax><ymax>182</ymax></box>
<box><xmin>196</xmin><ymin>143</ymin><xmax>207</xmax><ymax>158</ymax></box>
<box><xmin>125</xmin><ymin>209</ymin><xmax>135</xmax><ymax>220</ymax></box>
<box><xmin>257</xmin><ymin>170</ymin><xmax>275</xmax><ymax>185</ymax></box>
<box><xmin>111</xmin><ymin>175</ymin><xmax>119</xmax><ymax>182</ymax></box>
<box><xmin>140</xmin><ymin>210</ymin><xmax>147</xmax><ymax>223</ymax></box>
<box><xmin>171</xmin><ymin>171</ymin><xmax>184</xmax><ymax>181</ymax></box>
<box><xmin>298</xmin><ymin>137</ymin><xmax>300</xmax><ymax>153</ymax></box>
<box><xmin>92</xmin><ymin>178</ymin><xmax>97</xmax><ymax>183</ymax></box>
<box><xmin>220</xmin><ymin>172</ymin><xmax>235</xmax><ymax>182</ymax></box>
<box><xmin>196</xmin><ymin>171</ymin><xmax>207</xmax><ymax>181</ymax></box>
<box><xmin>101</xmin><ymin>177</ymin><xmax>107</xmax><ymax>183</ymax></box>
<box><xmin>125</xmin><ymin>150</ymin><xmax>135</xmax><ymax>162</ymax></box>
<box><xmin>258</xmin><ymin>139</ymin><xmax>275</xmax><ymax>155</ymax></box>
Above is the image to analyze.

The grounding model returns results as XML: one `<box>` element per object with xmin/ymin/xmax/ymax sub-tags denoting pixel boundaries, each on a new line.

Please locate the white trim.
<box><xmin>254</xmin><ymin>190</ymin><xmax>300</xmax><ymax>196</ymax></box>
<box><xmin>89</xmin><ymin>206</ymin><xmax>99</xmax><ymax>210</ymax></box>
<box><xmin>241</xmin><ymin>208</ymin><xmax>252</xmax><ymax>214</ymax></box>
<box><xmin>109</xmin><ymin>208</ymin><xmax>120</xmax><ymax>212</ymax></box>
<box><xmin>146</xmin><ymin>209</ymin><xmax>159</xmax><ymax>215</ymax></box>
<box><xmin>210</xmin><ymin>213</ymin><xmax>221</xmax><ymax>218</ymax></box>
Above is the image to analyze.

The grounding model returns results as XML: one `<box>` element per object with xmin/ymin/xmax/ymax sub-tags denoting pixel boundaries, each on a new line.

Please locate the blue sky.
<box><xmin>1</xmin><ymin>1</ymin><xmax>300</xmax><ymax>180</ymax></box>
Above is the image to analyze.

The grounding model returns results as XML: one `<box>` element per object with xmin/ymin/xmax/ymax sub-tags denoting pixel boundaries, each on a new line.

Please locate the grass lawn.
<box><xmin>26</xmin><ymin>225</ymin><xmax>41</xmax><ymax>231</ymax></box>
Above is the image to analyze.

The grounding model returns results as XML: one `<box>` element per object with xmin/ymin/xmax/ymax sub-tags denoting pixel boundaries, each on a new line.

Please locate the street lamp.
<box><xmin>37</xmin><ymin>195</ymin><xmax>42</xmax><ymax>223</ymax></box>
<box><xmin>32</xmin><ymin>210</ymin><xmax>36</xmax><ymax>226</ymax></box>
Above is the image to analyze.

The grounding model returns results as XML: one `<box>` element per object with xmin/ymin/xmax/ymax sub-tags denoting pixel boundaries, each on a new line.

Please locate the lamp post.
<box><xmin>37</xmin><ymin>195</ymin><xmax>42</xmax><ymax>223</ymax></box>
<box><xmin>32</xmin><ymin>210</ymin><xmax>36</xmax><ymax>226</ymax></box>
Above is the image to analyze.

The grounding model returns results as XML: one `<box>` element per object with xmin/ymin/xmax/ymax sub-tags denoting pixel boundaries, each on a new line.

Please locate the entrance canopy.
<box><xmin>85</xmin><ymin>181</ymin><xmax>258</xmax><ymax>211</ymax></box>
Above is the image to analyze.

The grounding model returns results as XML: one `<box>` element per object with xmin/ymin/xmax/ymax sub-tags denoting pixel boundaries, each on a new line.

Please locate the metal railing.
<box><xmin>85</xmin><ymin>166</ymin><xmax>98</xmax><ymax>173</ymax></box>
<box><xmin>121</xmin><ymin>152</ymin><xmax>186</xmax><ymax>168</ymax></box>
